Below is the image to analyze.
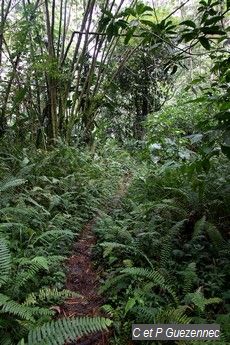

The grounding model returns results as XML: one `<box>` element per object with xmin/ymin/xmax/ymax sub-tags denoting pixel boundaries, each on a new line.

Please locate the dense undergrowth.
<box><xmin>1</xmin><ymin>106</ymin><xmax>229</xmax><ymax>345</ymax></box>
<box><xmin>94</xmin><ymin>156</ymin><xmax>230</xmax><ymax>344</ymax></box>
<box><xmin>0</xmin><ymin>142</ymin><xmax>132</xmax><ymax>344</ymax></box>
<box><xmin>0</xmin><ymin>1</ymin><xmax>230</xmax><ymax>344</ymax></box>
<box><xmin>93</xmin><ymin>99</ymin><xmax>230</xmax><ymax>344</ymax></box>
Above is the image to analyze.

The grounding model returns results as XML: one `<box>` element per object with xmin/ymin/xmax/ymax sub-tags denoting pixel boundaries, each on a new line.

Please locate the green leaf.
<box><xmin>125</xmin><ymin>297</ymin><xmax>136</xmax><ymax>315</ymax></box>
<box><xmin>204</xmin><ymin>15</ymin><xmax>223</xmax><ymax>26</ymax></box>
<box><xmin>200</xmin><ymin>26</ymin><xmax>225</xmax><ymax>35</ymax></box>
<box><xmin>0</xmin><ymin>239</ymin><xmax>11</xmax><ymax>287</ymax></box>
<box><xmin>221</xmin><ymin>144</ymin><xmax>230</xmax><ymax>158</ymax></box>
<box><xmin>106</xmin><ymin>22</ymin><xmax>118</xmax><ymax>41</ymax></box>
<box><xmin>98</xmin><ymin>16</ymin><xmax>111</xmax><ymax>32</ymax></box>
<box><xmin>116</xmin><ymin>19</ymin><xmax>128</xmax><ymax>29</ymax></box>
<box><xmin>182</xmin><ymin>30</ymin><xmax>199</xmax><ymax>42</ymax></box>
<box><xmin>0</xmin><ymin>178</ymin><xmax>27</xmax><ymax>192</ymax></box>
<box><xmin>199</xmin><ymin>36</ymin><xmax>211</xmax><ymax>50</ymax></box>
<box><xmin>171</xmin><ymin>65</ymin><xmax>178</xmax><ymax>75</ymax></box>
<box><xmin>124</xmin><ymin>28</ymin><xmax>136</xmax><ymax>45</ymax></box>
<box><xmin>27</xmin><ymin>316</ymin><xmax>112</xmax><ymax>345</ymax></box>
<box><xmin>180</xmin><ymin>20</ymin><xmax>196</xmax><ymax>28</ymax></box>
<box><xmin>135</xmin><ymin>3</ymin><xmax>153</xmax><ymax>16</ymax></box>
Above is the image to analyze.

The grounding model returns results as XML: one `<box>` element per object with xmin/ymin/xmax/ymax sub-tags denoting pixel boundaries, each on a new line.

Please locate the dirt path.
<box><xmin>60</xmin><ymin>219</ymin><xmax>109</xmax><ymax>345</ymax></box>
<box><xmin>60</xmin><ymin>173</ymin><xmax>131</xmax><ymax>345</ymax></box>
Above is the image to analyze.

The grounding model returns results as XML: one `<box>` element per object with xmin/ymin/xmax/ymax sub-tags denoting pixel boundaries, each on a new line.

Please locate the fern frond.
<box><xmin>27</xmin><ymin>316</ymin><xmax>112</xmax><ymax>345</ymax></box>
<box><xmin>14</xmin><ymin>257</ymin><xmax>49</xmax><ymax>290</ymax></box>
<box><xmin>0</xmin><ymin>223</ymin><xmax>28</xmax><ymax>232</ymax></box>
<box><xmin>121</xmin><ymin>267</ymin><xmax>165</xmax><ymax>285</ymax></box>
<box><xmin>121</xmin><ymin>267</ymin><xmax>177</xmax><ymax>301</ymax></box>
<box><xmin>22</xmin><ymin>196</ymin><xmax>50</xmax><ymax>215</ymax></box>
<box><xmin>164</xmin><ymin>187</ymin><xmax>191</xmax><ymax>203</ymax></box>
<box><xmin>100</xmin><ymin>242</ymin><xmax>153</xmax><ymax>268</ymax></box>
<box><xmin>99</xmin><ymin>274</ymin><xmax>128</xmax><ymax>294</ymax></box>
<box><xmin>100</xmin><ymin>241</ymin><xmax>128</xmax><ymax>255</ymax></box>
<box><xmin>154</xmin><ymin>203</ymin><xmax>187</xmax><ymax>218</ymax></box>
<box><xmin>117</xmin><ymin>228</ymin><xmax>133</xmax><ymax>245</ymax></box>
<box><xmin>0</xmin><ymin>293</ymin><xmax>35</xmax><ymax>321</ymax></box>
<box><xmin>182</xmin><ymin>262</ymin><xmax>197</xmax><ymax>295</ymax></box>
<box><xmin>160</xmin><ymin>235</ymin><xmax>172</xmax><ymax>269</ymax></box>
<box><xmin>0</xmin><ymin>238</ymin><xmax>11</xmax><ymax>287</ymax></box>
<box><xmin>133</xmin><ymin>306</ymin><xmax>159</xmax><ymax>323</ymax></box>
<box><xmin>33</xmin><ymin>230</ymin><xmax>75</xmax><ymax>245</ymax></box>
<box><xmin>155</xmin><ymin>306</ymin><xmax>191</xmax><ymax>324</ymax></box>
<box><xmin>192</xmin><ymin>217</ymin><xmax>224</xmax><ymax>249</ymax></box>
<box><xmin>0</xmin><ymin>207</ymin><xmax>40</xmax><ymax>220</ymax></box>
<box><xmin>24</xmin><ymin>288</ymin><xmax>81</xmax><ymax>306</ymax></box>
<box><xmin>38</xmin><ymin>288</ymin><xmax>80</xmax><ymax>302</ymax></box>
<box><xmin>206</xmin><ymin>222</ymin><xmax>223</xmax><ymax>248</ymax></box>
<box><xmin>185</xmin><ymin>291</ymin><xmax>222</xmax><ymax>312</ymax></box>
<box><xmin>192</xmin><ymin>216</ymin><xmax>206</xmax><ymax>239</ymax></box>
<box><xmin>204</xmin><ymin>297</ymin><xmax>222</xmax><ymax>307</ymax></box>
<box><xmin>0</xmin><ymin>332</ymin><xmax>14</xmax><ymax>345</ymax></box>
<box><xmin>160</xmin><ymin>219</ymin><xmax>186</xmax><ymax>269</ymax></box>
<box><xmin>101</xmin><ymin>304</ymin><xmax>114</xmax><ymax>317</ymax></box>
<box><xmin>0</xmin><ymin>178</ymin><xmax>26</xmax><ymax>192</ymax></box>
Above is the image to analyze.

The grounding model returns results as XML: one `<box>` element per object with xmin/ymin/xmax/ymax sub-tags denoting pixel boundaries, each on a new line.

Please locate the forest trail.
<box><xmin>60</xmin><ymin>173</ymin><xmax>132</xmax><ymax>345</ymax></box>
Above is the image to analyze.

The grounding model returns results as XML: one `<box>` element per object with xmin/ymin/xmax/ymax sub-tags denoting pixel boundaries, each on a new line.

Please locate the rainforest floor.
<box><xmin>61</xmin><ymin>219</ymin><xmax>109</xmax><ymax>345</ymax></box>
<box><xmin>60</xmin><ymin>173</ymin><xmax>132</xmax><ymax>344</ymax></box>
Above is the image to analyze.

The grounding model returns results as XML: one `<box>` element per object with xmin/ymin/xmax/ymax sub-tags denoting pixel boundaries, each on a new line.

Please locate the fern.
<box><xmin>24</xmin><ymin>288</ymin><xmax>81</xmax><ymax>306</ymax></box>
<box><xmin>160</xmin><ymin>219</ymin><xmax>187</xmax><ymax>269</ymax></box>
<box><xmin>100</xmin><ymin>242</ymin><xmax>153</xmax><ymax>268</ymax></box>
<box><xmin>26</xmin><ymin>316</ymin><xmax>112</xmax><ymax>345</ymax></box>
<box><xmin>0</xmin><ymin>178</ymin><xmax>27</xmax><ymax>192</ymax></box>
<box><xmin>101</xmin><ymin>304</ymin><xmax>114</xmax><ymax>317</ymax></box>
<box><xmin>0</xmin><ymin>222</ymin><xmax>28</xmax><ymax>232</ymax></box>
<box><xmin>0</xmin><ymin>333</ymin><xmax>14</xmax><ymax>345</ymax></box>
<box><xmin>153</xmin><ymin>202</ymin><xmax>187</xmax><ymax>218</ymax></box>
<box><xmin>121</xmin><ymin>267</ymin><xmax>177</xmax><ymax>301</ymax></box>
<box><xmin>0</xmin><ymin>293</ymin><xmax>53</xmax><ymax>321</ymax></box>
<box><xmin>155</xmin><ymin>306</ymin><xmax>191</xmax><ymax>324</ymax></box>
<box><xmin>0</xmin><ymin>238</ymin><xmax>11</xmax><ymax>287</ymax></box>
<box><xmin>121</xmin><ymin>267</ymin><xmax>165</xmax><ymax>285</ymax></box>
<box><xmin>14</xmin><ymin>257</ymin><xmax>49</xmax><ymax>291</ymax></box>
<box><xmin>133</xmin><ymin>306</ymin><xmax>159</xmax><ymax>323</ymax></box>
<box><xmin>164</xmin><ymin>187</ymin><xmax>191</xmax><ymax>203</ymax></box>
<box><xmin>22</xmin><ymin>195</ymin><xmax>50</xmax><ymax>215</ymax></box>
<box><xmin>33</xmin><ymin>229</ymin><xmax>75</xmax><ymax>245</ymax></box>
<box><xmin>192</xmin><ymin>217</ymin><xmax>224</xmax><ymax>248</ymax></box>
<box><xmin>192</xmin><ymin>216</ymin><xmax>206</xmax><ymax>239</ymax></box>
<box><xmin>185</xmin><ymin>291</ymin><xmax>222</xmax><ymax>312</ymax></box>
<box><xmin>181</xmin><ymin>263</ymin><xmax>197</xmax><ymax>295</ymax></box>
<box><xmin>206</xmin><ymin>222</ymin><xmax>223</xmax><ymax>248</ymax></box>
<box><xmin>99</xmin><ymin>274</ymin><xmax>128</xmax><ymax>294</ymax></box>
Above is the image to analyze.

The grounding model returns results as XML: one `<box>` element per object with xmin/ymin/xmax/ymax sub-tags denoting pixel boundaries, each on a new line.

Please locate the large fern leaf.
<box><xmin>0</xmin><ymin>333</ymin><xmax>14</xmax><ymax>345</ymax></box>
<box><xmin>155</xmin><ymin>306</ymin><xmax>191</xmax><ymax>324</ymax></box>
<box><xmin>0</xmin><ymin>238</ymin><xmax>11</xmax><ymax>287</ymax></box>
<box><xmin>192</xmin><ymin>216</ymin><xmax>206</xmax><ymax>239</ymax></box>
<box><xmin>14</xmin><ymin>257</ymin><xmax>49</xmax><ymax>291</ymax></box>
<box><xmin>0</xmin><ymin>178</ymin><xmax>27</xmax><ymax>192</ymax></box>
<box><xmin>0</xmin><ymin>293</ymin><xmax>53</xmax><ymax>321</ymax></box>
<box><xmin>27</xmin><ymin>316</ymin><xmax>112</xmax><ymax>345</ymax></box>
<box><xmin>121</xmin><ymin>267</ymin><xmax>177</xmax><ymax>301</ymax></box>
<box><xmin>24</xmin><ymin>288</ymin><xmax>81</xmax><ymax>306</ymax></box>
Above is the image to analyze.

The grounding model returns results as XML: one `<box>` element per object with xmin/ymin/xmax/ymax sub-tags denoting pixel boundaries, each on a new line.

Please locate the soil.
<box><xmin>60</xmin><ymin>219</ymin><xmax>110</xmax><ymax>345</ymax></box>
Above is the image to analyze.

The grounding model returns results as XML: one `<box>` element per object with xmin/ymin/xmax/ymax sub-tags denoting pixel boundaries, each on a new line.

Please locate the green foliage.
<box><xmin>0</xmin><ymin>239</ymin><xmax>11</xmax><ymax>287</ymax></box>
<box><xmin>94</xmin><ymin>137</ymin><xmax>230</xmax><ymax>343</ymax></box>
<box><xmin>1</xmin><ymin>1</ymin><xmax>230</xmax><ymax>344</ymax></box>
<box><xmin>0</xmin><ymin>144</ymin><xmax>125</xmax><ymax>344</ymax></box>
<box><xmin>26</xmin><ymin>316</ymin><xmax>112</xmax><ymax>345</ymax></box>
